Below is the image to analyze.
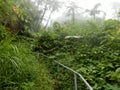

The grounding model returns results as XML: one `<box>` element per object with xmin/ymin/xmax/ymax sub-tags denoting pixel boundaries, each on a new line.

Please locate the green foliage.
<box><xmin>0</xmin><ymin>25</ymin><xmax>8</xmax><ymax>41</ymax></box>
<box><xmin>103</xmin><ymin>19</ymin><xmax>120</xmax><ymax>30</ymax></box>
<box><xmin>1</xmin><ymin>0</ymin><xmax>120</xmax><ymax>89</ymax></box>
<box><xmin>0</xmin><ymin>35</ymin><xmax>53</xmax><ymax>90</ymax></box>
<box><xmin>0</xmin><ymin>0</ymin><xmax>15</xmax><ymax>24</ymax></box>
<box><xmin>35</xmin><ymin>20</ymin><xmax>120</xmax><ymax>90</ymax></box>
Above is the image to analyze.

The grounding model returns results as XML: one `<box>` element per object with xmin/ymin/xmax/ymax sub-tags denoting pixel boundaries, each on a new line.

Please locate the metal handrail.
<box><xmin>39</xmin><ymin>53</ymin><xmax>93</xmax><ymax>90</ymax></box>
<box><xmin>54</xmin><ymin>60</ymin><xmax>93</xmax><ymax>90</ymax></box>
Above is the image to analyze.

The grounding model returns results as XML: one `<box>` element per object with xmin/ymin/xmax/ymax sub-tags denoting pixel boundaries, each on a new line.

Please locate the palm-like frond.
<box><xmin>85</xmin><ymin>3</ymin><xmax>105</xmax><ymax>19</ymax></box>
<box><xmin>66</xmin><ymin>2</ymin><xmax>83</xmax><ymax>15</ymax></box>
<box><xmin>93</xmin><ymin>3</ymin><xmax>101</xmax><ymax>10</ymax></box>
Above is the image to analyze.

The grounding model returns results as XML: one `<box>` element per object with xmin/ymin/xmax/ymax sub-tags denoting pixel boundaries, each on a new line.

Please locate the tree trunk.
<box><xmin>39</xmin><ymin>3</ymin><xmax>48</xmax><ymax>30</ymax></box>
<box><xmin>72</xmin><ymin>9</ymin><xmax>75</xmax><ymax>24</ymax></box>
<box><xmin>44</xmin><ymin>10</ymin><xmax>53</xmax><ymax>29</ymax></box>
<box><xmin>93</xmin><ymin>14</ymin><xmax>96</xmax><ymax>20</ymax></box>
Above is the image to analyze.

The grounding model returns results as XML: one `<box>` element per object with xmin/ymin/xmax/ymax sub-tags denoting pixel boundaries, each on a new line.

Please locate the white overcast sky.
<box><xmin>52</xmin><ymin>0</ymin><xmax>120</xmax><ymax>20</ymax></box>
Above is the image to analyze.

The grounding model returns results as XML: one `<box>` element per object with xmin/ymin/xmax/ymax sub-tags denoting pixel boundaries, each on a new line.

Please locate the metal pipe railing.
<box><xmin>38</xmin><ymin>53</ymin><xmax>93</xmax><ymax>90</ymax></box>
<box><xmin>54</xmin><ymin>60</ymin><xmax>93</xmax><ymax>90</ymax></box>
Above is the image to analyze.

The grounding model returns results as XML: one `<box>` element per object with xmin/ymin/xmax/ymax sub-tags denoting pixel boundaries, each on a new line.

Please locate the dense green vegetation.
<box><xmin>34</xmin><ymin>20</ymin><xmax>120</xmax><ymax>90</ymax></box>
<box><xmin>0</xmin><ymin>0</ymin><xmax>120</xmax><ymax>90</ymax></box>
<box><xmin>0</xmin><ymin>28</ymin><xmax>53</xmax><ymax>90</ymax></box>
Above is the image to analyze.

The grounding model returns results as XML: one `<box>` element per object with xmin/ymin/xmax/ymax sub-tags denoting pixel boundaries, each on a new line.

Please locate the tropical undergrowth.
<box><xmin>34</xmin><ymin>19</ymin><xmax>120</xmax><ymax>90</ymax></box>
<box><xmin>0</xmin><ymin>25</ymin><xmax>53</xmax><ymax>90</ymax></box>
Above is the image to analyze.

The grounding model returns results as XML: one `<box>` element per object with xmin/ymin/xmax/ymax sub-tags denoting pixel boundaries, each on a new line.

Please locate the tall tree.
<box><xmin>15</xmin><ymin>0</ymin><xmax>45</xmax><ymax>32</ymax></box>
<box><xmin>15</xmin><ymin>0</ymin><xmax>36</xmax><ymax>32</ymax></box>
<box><xmin>85</xmin><ymin>3</ymin><xmax>106</xmax><ymax>20</ymax></box>
<box><xmin>44</xmin><ymin>0</ymin><xmax>61</xmax><ymax>29</ymax></box>
<box><xmin>66</xmin><ymin>2</ymin><xmax>83</xmax><ymax>24</ymax></box>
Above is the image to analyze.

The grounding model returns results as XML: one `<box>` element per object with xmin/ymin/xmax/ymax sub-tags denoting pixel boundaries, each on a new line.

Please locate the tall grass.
<box><xmin>0</xmin><ymin>35</ymin><xmax>53</xmax><ymax>90</ymax></box>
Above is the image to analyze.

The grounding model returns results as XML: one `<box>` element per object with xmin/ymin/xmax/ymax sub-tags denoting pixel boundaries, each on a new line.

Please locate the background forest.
<box><xmin>0</xmin><ymin>0</ymin><xmax>120</xmax><ymax>90</ymax></box>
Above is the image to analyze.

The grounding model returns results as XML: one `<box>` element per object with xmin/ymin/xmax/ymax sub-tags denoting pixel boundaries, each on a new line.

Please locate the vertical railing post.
<box><xmin>74</xmin><ymin>73</ymin><xmax>78</xmax><ymax>90</ymax></box>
